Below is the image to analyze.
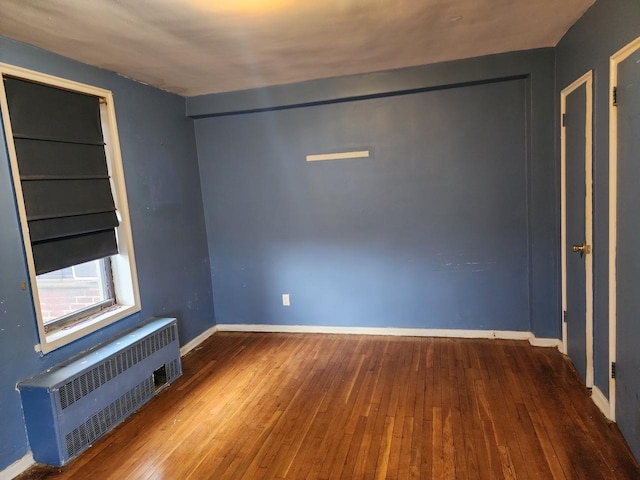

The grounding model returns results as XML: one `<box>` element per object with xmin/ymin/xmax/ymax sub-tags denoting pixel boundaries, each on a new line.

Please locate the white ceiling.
<box><xmin>0</xmin><ymin>0</ymin><xmax>594</xmax><ymax>97</ymax></box>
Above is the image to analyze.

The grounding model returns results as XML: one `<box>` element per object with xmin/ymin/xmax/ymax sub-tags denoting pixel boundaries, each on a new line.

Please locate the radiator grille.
<box><xmin>58</xmin><ymin>325</ymin><xmax>176</xmax><ymax>410</ymax></box>
<box><xmin>65</xmin><ymin>377</ymin><xmax>154</xmax><ymax>458</ymax></box>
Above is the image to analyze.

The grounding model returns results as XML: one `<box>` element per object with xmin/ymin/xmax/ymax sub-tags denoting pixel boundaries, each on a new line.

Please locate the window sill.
<box><xmin>38</xmin><ymin>303</ymin><xmax>140</xmax><ymax>354</ymax></box>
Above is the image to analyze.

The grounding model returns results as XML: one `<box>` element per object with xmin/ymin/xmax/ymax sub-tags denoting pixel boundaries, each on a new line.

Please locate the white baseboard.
<box><xmin>0</xmin><ymin>453</ymin><xmax>34</xmax><ymax>480</ymax></box>
<box><xmin>591</xmin><ymin>385</ymin><xmax>613</xmax><ymax>420</ymax></box>
<box><xmin>216</xmin><ymin>323</ymin><xmax>531</xmax><ymax>339</ymax></box>
<box><xmin>180</xmin><ymin>324</ymin><xmax>562</xmax><ymax>355</ymax></box>
<box><xmin>215</xmin><ymin>324</ymin><xmax>561</xmax><ymax>348</ymax></box>
<box><xmin>528</xmin><ymin>334</ymin><xmax>563</xmax><ymax>350</ymax></box>
<box><xmin>180</xmin><ymin>324</ymin><xmax>218</xmax><ymax>357</ymax></box>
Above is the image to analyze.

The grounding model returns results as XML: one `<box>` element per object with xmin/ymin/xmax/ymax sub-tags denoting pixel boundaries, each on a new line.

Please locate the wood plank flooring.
<box><xmin>18</xmin><ymin>333</ymin><xmax>640</xmax><ymax>479</ymax></box>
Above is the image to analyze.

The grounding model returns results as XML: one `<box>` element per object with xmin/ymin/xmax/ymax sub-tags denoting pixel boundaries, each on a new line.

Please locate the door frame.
<box><xmin>609</xmin><ymin>35</ymin><xmax>640</xmax><ymax>422</ymax></box>
<box><xmin>560</xmin><ymin>71</ymin><xmax>593</xmax><ymax>387</ymax></box>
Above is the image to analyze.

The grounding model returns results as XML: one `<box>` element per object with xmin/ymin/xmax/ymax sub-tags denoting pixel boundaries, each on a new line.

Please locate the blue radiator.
<box><xmin>18</xmin><ymin>317</ymin><xmax>182</xmax><ymax>466</ymax></box>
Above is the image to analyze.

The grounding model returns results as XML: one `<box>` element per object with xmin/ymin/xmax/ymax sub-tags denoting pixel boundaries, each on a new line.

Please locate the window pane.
<box><xmin>36</xmin><ymin>258</ymin><xmax>113</xmax><ymax>324</ymax></box>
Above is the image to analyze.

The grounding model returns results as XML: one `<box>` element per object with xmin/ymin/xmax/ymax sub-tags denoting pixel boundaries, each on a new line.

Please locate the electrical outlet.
<box><xmin>282</xmin><ymin>293</ymin><xmax>290</xmax><ymax>307</ymax></box>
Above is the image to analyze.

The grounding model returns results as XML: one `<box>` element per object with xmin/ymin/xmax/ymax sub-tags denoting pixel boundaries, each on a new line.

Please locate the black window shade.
<box><xmin>4</xmin><ymin>76</ymin><xmax>119</xmax><ymax>275</ymax></box>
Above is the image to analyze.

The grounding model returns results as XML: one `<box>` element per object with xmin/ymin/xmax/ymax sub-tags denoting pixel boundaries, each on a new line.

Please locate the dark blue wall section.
<box><xmin>556</xmin><ymin>0</ymin><xmax>640</xmax><ymax>399</ymax></box>
<box><xmin>195</xmin><ymin>77</ymin><xmax>537</xmax><ymax>332</ymax></box>
<box><xmin>193</xmin><ymin>49</ymin><xmax>558</xmax><ymax>338</ymax></box>
<box><xmin>187</xmin><ymin>49</ymin><xmax>560</xmax><ymax>338</ymax></box>
<box><xmin>0</xmin><ymin>36</ymin><xmax>214</xmax><ymax>470</ymax></box>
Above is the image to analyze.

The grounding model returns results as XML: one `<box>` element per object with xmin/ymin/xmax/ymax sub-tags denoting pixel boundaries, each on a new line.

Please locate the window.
<box><xmin>37</xmin><ymin>258</ymin><xmax>114</xmax><ymax>331</ymax></box>
<box><xmin>0</xmin><ymin>63</ymin><xmax>140</xmax><ymax>354</ymax></box>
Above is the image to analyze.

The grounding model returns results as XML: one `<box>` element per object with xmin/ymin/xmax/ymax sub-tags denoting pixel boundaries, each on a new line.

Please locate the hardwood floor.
<box><xmin>18</xmin><ymin>333</ymin><xmax>640</xmax><ymax>479</ymax></box>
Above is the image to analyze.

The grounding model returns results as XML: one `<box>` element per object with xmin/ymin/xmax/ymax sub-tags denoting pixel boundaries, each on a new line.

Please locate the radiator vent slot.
<box><xmin>167</xmin><ymin>358</ymin><xmax>180</xmax><ymax>383</ymax></box>
<box><xmin>58</xmin><ymin>325</ymin><xmax>176</xmax><ymax>410</ymax></box>
<box><xmin>19</xmin><ymin>317</ymin><xmax>182</xmax><ymax>466</ymax></box>
<box><xmin>65</xmin><ymin>377</ymin><xmax>154</xmax><ymax>458</ymax></box>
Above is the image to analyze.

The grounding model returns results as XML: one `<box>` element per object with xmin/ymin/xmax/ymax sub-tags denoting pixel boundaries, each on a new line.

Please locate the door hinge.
<box><xmin>613</xmin><ymin>86</ymin><xmax>618</xmax><ymax>107</ymax></box>
<box><xmin>611</xmin><ymin>361</ymin><xmax>617</xmax><ymax>379</ymax></box>
<box><xmin>562</xmin><ymin>113</ymin><xmax>566</xmax><ymax>127</ymax></box>
<box><xmin>563</xmin><ymin>310</ymin><xmax>568</xmax><ymax>323</ymax></box>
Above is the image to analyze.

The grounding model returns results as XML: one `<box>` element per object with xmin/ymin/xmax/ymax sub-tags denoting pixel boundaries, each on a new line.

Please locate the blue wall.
<box><xmin>0</xmin><ymin>37</ymin><xmax>214</xmax><ymax>470</ymax></box>
<box><xmin>556</xmin><ymin>0</ymin><xmax>640</xmax><ymax>398</ymax></box>
<box><xmin>192</xmin><ymin>49</ymin><xmax>558</xmax><ymax>337</ymax></box>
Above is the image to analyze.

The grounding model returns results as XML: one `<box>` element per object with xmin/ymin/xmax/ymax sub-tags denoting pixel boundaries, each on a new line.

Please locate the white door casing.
<box><xmin>609</xmin><ymin>35</ymin><xmax>640</xmax><ymax>423</ymax></box>
<box><xmin>560</xmin><ymin>71</ymin><xmax>593</xmax><ymax>387</ymax></box>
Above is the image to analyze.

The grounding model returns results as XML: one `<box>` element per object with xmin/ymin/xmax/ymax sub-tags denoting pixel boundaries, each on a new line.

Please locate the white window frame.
<box><xmin>0</xmin><ymin>63</ymin><xmax>141</xmax><ymax>354</ymax></box>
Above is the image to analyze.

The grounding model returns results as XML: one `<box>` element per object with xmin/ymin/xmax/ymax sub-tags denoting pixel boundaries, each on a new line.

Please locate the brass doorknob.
<box><xmin>572</xmin><ymin>244</ymin><xmax>591</xmax><ymax>255</ymax></box>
